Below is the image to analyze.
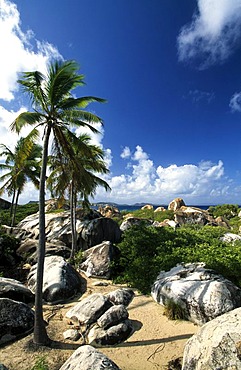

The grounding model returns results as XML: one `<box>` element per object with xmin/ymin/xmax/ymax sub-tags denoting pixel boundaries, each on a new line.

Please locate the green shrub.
<box><xmin>113</xmin><ymin>223</ymin><xmax>241</xmax><ymax>293</ymax></box>
<box><xmin>0</xmin><ymin>202</ymin><xmax>39</xmax><ymax>227</ymax></box>
<box><xmin>208</xmin><ymin>204</ymin><xmax>240</xmax><ymax>220</ymax></box>
<box><xmin>30</xmin><ymin>356</ymin><xmax>49</xmax><ymax>370</ymax></box>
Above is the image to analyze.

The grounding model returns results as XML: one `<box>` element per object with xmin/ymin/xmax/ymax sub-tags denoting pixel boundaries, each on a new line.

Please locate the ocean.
<box><xmin>94</xmin><ymin>204</ymin><xmax>213</xmax><ymax>212</ymax></box>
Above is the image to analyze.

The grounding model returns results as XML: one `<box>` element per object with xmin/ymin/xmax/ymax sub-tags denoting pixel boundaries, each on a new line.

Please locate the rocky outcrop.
<box><xmin>0</xmin><ymin>277</ymin><xmax>34</xmax><ymax>303</ymax></box>
<box><xmin>141</xmin><ymin>204</ymin><xmax>153</xmax><ymax>210</ymax></box>
<box><xmin>59</xmin><ymin>345</ymin><xmax>120</xmax><ymax>370</ymax></box>
<box><xmin>98</xmin><ymin>205</ymin><xmax>121</xmax><ymax>218</ymax></box>
<box><xmin>120</xmin><ymin>217</ymin><xmax>152</xmax><ymax>232</ymax></box>
<box><xmin>87</xmin><ymin>319</ymin><xmax>134</xmax><ymax>346</ymax></box>
<box><xmin>13</xmin><ymin>211</ymin><xmax>121</xmax><ymax>251</ymax></box>
<box><xmin>17</xmin><ymin>238</ymin><xmax>71</xmax><ymax>263</ymax></box>
<box><xmin>0</xmin><ymin>298</ymin><xmax>34</xmax><ymax>345</ymax></box>
<box><xmin>168</xmin><ymin>198</ymin><xmax>186</xmax><ymax>211</ymax></box>
<box><xmin>174</xmin><ymin>206</ymin><xmax>214</xmax><ymax>226</ymax></box>
<box><xmin>28</xmin><ymin>255</ymin><xmax>82</xmax><ymax>304</ymax></box>
<box><xmin>65</xmin><ymin>289</ymin><xmax>135</xmax><ymax>346</ymax></box>
<box><xmin>66</xmin><ymin>293</ymin><xmax>113</xmax><ymax>326</ymax></box>
<box><xmin>80</xmin><ymin>241</ymin><xmax>118</xmax><ymax>279</ymax></box>
<box><xmin>79</xmin><ymin>217</ymin><xmax>122</xmax><ymax>250</ymax></box>
<box><xmin>0</xmin><ymin>198</ymin><xmax>11</xmax><ymax>209</ymax></box>
<box><xmin>154</xmin><ymin>206</ymin><xmax>166</xmax><ymax>212</ymax></box>
<box><xmin>106</xmin><ymin>288</ymin><xmax>135</xmax><ymax>306</ymax></box>
<box><xmin>151</xmin><ymin>263</ymin><xmax>241</xmax><ymax>326</ymax></box>
<box><xmin>221</xmin><ymin>232</ymin><xmax>241</xmax><ymax>244</ymax></box>
<box><xmin>182</xmin><ymin>307</ymin><xmax>241</xmax><ymax>370</ymax></box>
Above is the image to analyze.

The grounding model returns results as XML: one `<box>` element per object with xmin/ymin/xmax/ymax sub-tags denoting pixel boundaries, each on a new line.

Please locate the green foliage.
<box><xmin>0</xmin><ymin>202</ymin><xmax>39</xmax><ymax>226</ymax></box>
<box><xmin>71</xmin><ymin>249</ymin><xmax>84</xmax><ymax>268</ymax></box>
<box><xmin>113</xmin><ymin>223</ymin><xmax>241</xmax><ymax>293</ymax></box>
<box><xmin>30</xmin><ymin>356</ymin><xmax>49</xmax><ymax>370</ymax></box>
<box><xmin>208</xmin><ymin>204</ymin><xmax>240</xmax><ymax>220</ymax></box>
<box><xmin>120</xmin><ymin>208</ymin><xmax>174</xmax><ymax>222</ymax></box>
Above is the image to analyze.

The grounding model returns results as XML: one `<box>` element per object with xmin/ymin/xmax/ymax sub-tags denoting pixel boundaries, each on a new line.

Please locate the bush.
<box><xmin>208</xmin><ymin>204</ymin><xmax>240</xmax><ymax>220</ymax></box>
<box><xmin>0</xmin><ymin>202</ymin><xmax>39</xmax><ymax>227</ymax></box>
<box><xmin>113</xmin><ymin>223</ymin><xmax>241</xmax><ymax>293</ymax></box>
<box><xmin>30</xmin><ymin>356</ymin><xmax>49</xmax><ymax>370</ymax></box>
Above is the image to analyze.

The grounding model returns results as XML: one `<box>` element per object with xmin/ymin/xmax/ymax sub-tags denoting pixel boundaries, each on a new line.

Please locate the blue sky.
<box><xmin>1</xmin><ymin>0</ymin><xmax>241</xmax><ymax>205</ymax></box>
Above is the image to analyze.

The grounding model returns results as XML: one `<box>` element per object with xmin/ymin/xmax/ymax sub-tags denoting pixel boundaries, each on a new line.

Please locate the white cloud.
<box><xmin>120</xmin><ymin>146</ymin><xmax>131</xmax><ymax>159</ymax></box>
<box><xmin>0</xmin><ymin>0</ymin><xmax>61</xmax><ymax>102</ymax></box>
<box><xmin>229</xmin><ymin>92</ymin><xmax>241</xmax><ymax>112</ymax></box>
<box><xmin>94</xmin><ymin>146</ymin><xmax>231</xmax><ymax>205</ymax></box>
<box><xmin>177</xmin><ymin>0</ymin><xmax>241</xmax><ymax>68</ymax></box>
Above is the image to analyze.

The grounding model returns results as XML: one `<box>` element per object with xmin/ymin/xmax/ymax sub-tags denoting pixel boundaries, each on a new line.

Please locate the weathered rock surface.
<box><xmin>120</xmin><ymin>217</ymin><xmax>152</xmax><ymax>232</ymax></box>
<box><xmin>151</xmin><ymin>263</ymin><xmax>241</xmax><ymax>325</ymax></box>
<box><xmin>28</xmin><ymin>255</ymin><xmax>82</xmax><ymax>304</ymax></box>
<box><xmin>17</xmin><ymin>238</ymin><xmax>71</xmax><ymax>263</ymax></box>
<box><xmin>141</xmin><ymin>204</ymin><xmax>153</xmax><ymax>210</ymax></box>
<box><xmin>168</xmin><ymin>198</ymin><xmax>186</xmax><ymax>211</ymax></box>
<box><xmin>0</xmin><ymin>277</ymin><xmax>34</xmax><ymax>303</ymax></box>
<box><xmin>174</xmin><ymin>206</ymin><xmax>213</xmax><ymax>226</ymax></box>
<box><xmin>182</xmin><ymin>307</ymin><xmax>241</xmax><ymax>370</ymax></box>
<box><xmin>65</xmin><ymin>293</ymin><xmax>113</xmax><ymax>325</ymax></box>
<box><xmin>79</xmin><ymin>217</ymin><xmax>122</xmax><ymax>250</ymax></box>
<box><xmin>97</xmin><ymin>304</ymin><xmax>129</xmax><ymax>329</ymax></box>
<box><xmin>87</xmin><ymin>319</ymin><xmax>134</xmax><ymax>346</ymax></box>
<box><xmin>106</xmin><ymin>288</ymin><xmax>135</xmax><ymax>307</ymax></box>
<box><xmin>221</xmin><ymin>232</ymin><xmax>241</xmax><ymax>244</ymax></box>
<box><xmin>0</xmin><ymin>298</ymin><xmax>34</xmax><ymax>345</ymax></box>
<box><xmin>0</xmin><ymin>364</ymin><xmax>9</xmax><ymax>370</ymax></box>
<box><xmin>59</xmin><ymin>344</ymin><xmax>120</xmax><ymax>370</ymax></box>
<box><xmin>14</xmin><ymin>211</ymin><xmax>121</xmax><ymax>250</ymax></box>
<box><xmin>154</xmin><ymin>206</ymin><xmax>166</xmax><ymax>212</ymax></box>
<box><xmin>98</xmin><ymin>205</ymin><xmax>121</xmax><ymax>219</ymax></box>
<box><xmin>63</xmin><ymin>329</ymin><xmax>80</xmax><ymax>341</ymax></box>
<box><xmin>80</xmin><ymin>241</ymin><xmax>117</xmax><ymax>279</ymax></box>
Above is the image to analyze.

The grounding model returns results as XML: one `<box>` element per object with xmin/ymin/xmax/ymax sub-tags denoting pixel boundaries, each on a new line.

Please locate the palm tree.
<box><xmin>47</xmin><ymin>133</ymin><xmax>110</xmax><ymax>258</ymax></box>
<box><xmin>0</xmin><ymin>137</ymin><xmax>42</xmax><ymax>227</ymax></box>
<box><xmin>10</xmin><ymin>60</ymin><xmax>106</xmax><ymax>345</ymax></box>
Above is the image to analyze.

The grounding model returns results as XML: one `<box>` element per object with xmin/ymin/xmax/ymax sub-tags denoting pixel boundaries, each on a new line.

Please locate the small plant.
<box><xmin>72</xmin><ymin>249</ymin><xmax>84</xmax><ymax>268</ymax></box>
<box><xmin>30</xmin><ymin>356</ymin><xmax>49</xmax><ymax>370</ymax></box>
<box><xmin>163</xmin><ymin>299</ymin><xmax>187</xmax><ymax>321</ymax></box>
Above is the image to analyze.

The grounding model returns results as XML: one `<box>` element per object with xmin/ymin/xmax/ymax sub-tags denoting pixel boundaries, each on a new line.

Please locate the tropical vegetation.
<box><xmin>10</xmin><ymin>59</ymin><xmax>107</xmax><ymax>345</ymax></box>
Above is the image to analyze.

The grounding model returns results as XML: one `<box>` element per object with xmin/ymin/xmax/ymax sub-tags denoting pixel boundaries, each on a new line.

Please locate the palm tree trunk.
<box><xmin>70</xmin><ymin>181</ymin><xmax>77</xmax><ymax>259</ymax></box>
<box><xmin>10</xmin><ymin>189</ymin><xmax>16</xmax><ymax>220</ymax></box>
<box><xmin>33</xmin><ymin>125</ymin><xmax>51</xmax><ymax>346</ymax></box>
<box><xmin>11</xmin><ymin>188</ymin><xmax>20</xmax><ymax>228</ymax></box>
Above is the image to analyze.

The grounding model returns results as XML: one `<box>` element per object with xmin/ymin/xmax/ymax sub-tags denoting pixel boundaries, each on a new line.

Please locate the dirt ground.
<box><xmin>0</xmin><ymin>277</ymin><xmax>198</xmax><ymax>370</ymax></box>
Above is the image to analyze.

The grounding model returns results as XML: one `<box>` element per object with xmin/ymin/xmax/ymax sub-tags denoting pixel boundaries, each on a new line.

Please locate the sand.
<box><xmin>0</xmin><ymin>277</ymin><xmax>198</xmax><ymax>370</ymax></box>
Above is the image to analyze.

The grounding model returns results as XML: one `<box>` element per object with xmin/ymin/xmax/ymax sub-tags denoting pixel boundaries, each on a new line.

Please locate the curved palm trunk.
<box><xmin>70</xmin><ymin>181</ymin><xmax>77</xmax><ymax>259</ymax></box>
<box><xmin>10</xmin><ymin>189</ymin><xmax>16</xmax><ymax>220</ymax></box>
<box><xmin>33</xmin><ymin>125</ymin><xmax>51</xmax><ymax>346</ymax></box>
<box><xmin>11</xmin><ymin>187</ymin><xmax>20</xmax><ymax>228</ymax></box>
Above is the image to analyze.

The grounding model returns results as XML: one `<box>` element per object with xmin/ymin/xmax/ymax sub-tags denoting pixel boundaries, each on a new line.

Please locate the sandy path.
<box><xmin>0</xmin><ymin>278</ymin><xmax>198</xmax><ymax>370</ymax></box>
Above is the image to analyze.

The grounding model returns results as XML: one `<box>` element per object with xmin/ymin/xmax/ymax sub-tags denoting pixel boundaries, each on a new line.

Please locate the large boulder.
<box><xmin>59</xmin><ymin>345</ymin><xmax>120</xmax><ymax>370</ymax></box>
<box><xmin>182</xmin><ymin>307</ymin><xmax>241</xmax><ymax>370</ymax></box>
<box><xmin>168</xmin><ymin>198</ymin><xmax>186</xmax><ymax>211</ymax></box>
<box><xmin>98</xmin><ymin>205</ymin><xmax>121</xmax><ymax>219</ymax></box>
<box><xmin>80</xmin><ymin>241</ymin><xmax>117</xmax><ymax>279</ymax></box>
<box><xmin>97</xmin><ymin>304</ymin><xmax>129</xmax><ymax>329</ymax></box>
<box><xmin>87</xmin><ymin>319</ymin><xmax>134</xmax><ymax>346</ymax></box>
<box><xmin>0</xmin><ymin>298</ymin><xmax>34</xmax><ymax>345</ymax></box>
<box><xmin>120</xmin><ymin>217</ymin><xmax>152</xmax><ymax>232</ymax></box>
<box><xmin>141</xmin><ymin>204</ymin><xmax>153</xmax><ymax>210</ymax></box>
<box><xmin>28</xmin><ymin>255</ymin><xmax>82</xmax><ymax>304</ymax></box>
<box><xmin>151</xmin><ymin>263</ymin><xmax>241</xmax><ymax>325</ymax></box>
<box><xmin>17</xmin><ymin>238</ymin><xmax>71</xmax><ymax>263</ymax></box>
<box><xmin>174</xmin><ymin>206</ymin><xmax>215</xmax><ymax>226</ymax></box>
<box><xmin>106</xmin><ymin>288</ymin><xmax>135</xmax><ymax>307</ymax></box>
<box><xmin>65</xmin><ymin>293</ymin><xmax>113</xmax><ymax>326</ymax></box>
<box><xmin>79</xmin><ymin>218</ymin><xmax>122</xmax><ymax>250</ymax></box>
<box><xmin>14</xmin><ymin>211</ymin><xmax>121</xmax><ymax>250</ymax></box>
<box><xmin>0</xmin><ymin>277</ymin><xmax>34</xmax><ymax>303</ymax></box>
<box><xmin>221</xmin><ymin>232</ymin><xmax>241</xmax><ymax>244</ymax></box>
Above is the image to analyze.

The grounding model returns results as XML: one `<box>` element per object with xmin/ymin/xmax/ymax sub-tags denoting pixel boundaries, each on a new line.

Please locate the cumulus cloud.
<box><xmin>95</xmin><ymin>146</ymin><xmax>230</xmax><ymax>205</ymax></box>
<box><xmin>229</xmin><ymin>92</ymin><xmax>241</xmax><ymax>112</ymax></box>
<box><xmin>0</xmin><ymin>0</ymin><xmax>61</xmax><ymax>102</ymax></box>
<box><xmin>177</xmin><ymin>0</ymin><xmax>241</xmax><ymax>68</ymax></box>
<box><xmin>120</xmin><ymin>146</ymin><xmax>131</xmax><ymax>159</ymax></box>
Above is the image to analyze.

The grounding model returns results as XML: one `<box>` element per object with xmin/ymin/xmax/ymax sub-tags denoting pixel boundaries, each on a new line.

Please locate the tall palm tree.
<box><xmin>0</xmin><ymin>137</ymin><xmax>42</xmax><ymax>227</ymax></box>
<box><xmin>10</xmin><ymin>60</ymin><xmax>106</xmax><ymax>345</ymax></box>
<box><xmin>47</xmin><ymin>133</ymin><xmax>110</xmax><ymax>258</ymax></box>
